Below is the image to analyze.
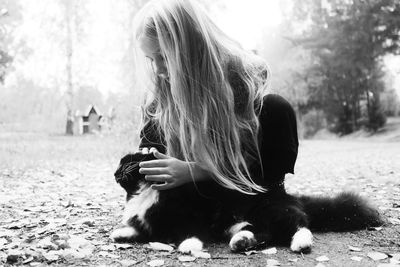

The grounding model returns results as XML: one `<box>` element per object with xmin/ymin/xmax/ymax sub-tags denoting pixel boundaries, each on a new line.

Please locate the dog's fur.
<box><xmin>111</xmin><ymin>152</ymin><xmax>383</xmax><ymax>253</ymax></box>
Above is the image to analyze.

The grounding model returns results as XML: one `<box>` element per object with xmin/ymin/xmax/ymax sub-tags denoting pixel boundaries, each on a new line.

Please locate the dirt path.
<box><xmin>0</xmin><ymin>134</ymin><xmax>399</xmax><ymax>266</ymax></box>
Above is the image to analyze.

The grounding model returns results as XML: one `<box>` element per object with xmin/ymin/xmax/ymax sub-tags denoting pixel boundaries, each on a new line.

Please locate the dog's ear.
<box><xmin>114</xmin><ymin>152</ymin><xmax>157</xmax><ymax>185</ymax></box>
<box><xmin>114</xmin><ymin>154</ymin><xmax>132</xmax><ymax>178</ymax></box>
<box><xmin>119</xmin><ymin>152</ymin><xmax>157</xmax><ymax>165</ymax></box>
<box><xmin>119</xmin><ymin>153</ymin><xmax>135</xmax><ymax>165</ymax></box>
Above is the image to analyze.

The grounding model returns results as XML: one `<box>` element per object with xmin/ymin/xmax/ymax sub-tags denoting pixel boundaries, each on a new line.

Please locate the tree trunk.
<box><xmin>65</xmin><ymin>0</ymin><xmax>74</xmax><ymax>135</ymax></box>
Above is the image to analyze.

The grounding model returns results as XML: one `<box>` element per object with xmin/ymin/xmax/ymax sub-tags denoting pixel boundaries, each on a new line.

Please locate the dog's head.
<box><xmin>114</xmin><ymin>152</ymin><xmax>157</xmax><ymax>195</ymax></box>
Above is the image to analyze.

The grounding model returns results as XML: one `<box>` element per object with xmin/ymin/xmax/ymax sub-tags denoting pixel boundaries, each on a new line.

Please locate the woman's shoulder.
<box><xmin>259</xmin><ymin>94</ymin><xmax>296</xmax><ymax>123</ymax></box>
<box><xmin>262</xmin><ymin>94</ymin><xmax>292</xmax><ymax>108</ymax></box>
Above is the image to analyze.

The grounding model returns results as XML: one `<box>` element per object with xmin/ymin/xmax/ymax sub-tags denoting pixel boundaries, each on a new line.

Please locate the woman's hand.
<box><xmin>138</xmin><ymin>149</ymin><xmax>194</xmax><ymax>190</ymax></box>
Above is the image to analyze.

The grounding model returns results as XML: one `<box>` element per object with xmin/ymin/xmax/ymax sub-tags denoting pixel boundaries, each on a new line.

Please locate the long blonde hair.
<box><xmin>133</xmin><ymin>0</ymin><xmax>270</xmax><ymax>194</ymax></box>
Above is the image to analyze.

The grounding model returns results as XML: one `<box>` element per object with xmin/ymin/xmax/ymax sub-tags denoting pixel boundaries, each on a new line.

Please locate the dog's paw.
<box><xmin>110</xmin><ymin>226</ymin><xmax>138</xmax><ymax>243</ymax></box>
<box><xmin>229</xmin><ymin>230</ymin><xmax>257</xmax><ymax>252</ymax></box>
<box><xmin>178</xmin><ymin>237</ymin><xmax>203</xmax><ymax>253</ymax></box>
<box><xmin>290</xmin><ymin>228</ymin><xmax>313</xmax><ymax>253</ymax></box>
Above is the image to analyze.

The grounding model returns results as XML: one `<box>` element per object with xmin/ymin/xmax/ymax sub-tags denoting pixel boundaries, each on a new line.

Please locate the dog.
<box><xmin>111</xmin><ymin>151</ymin><xmax>383</xmax><ymax>253</ymax></box>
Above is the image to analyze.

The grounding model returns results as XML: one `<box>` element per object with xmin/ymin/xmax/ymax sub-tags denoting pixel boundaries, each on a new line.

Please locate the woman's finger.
<box><xmin>151</xmin><ymin>182</ymin><xmax>175</xmax><ymax>191</ymax></box>
<box><xmin>153</xmin><ymin>151</ymin><xmax>170</xmax><ymax>159</ymax></box>
<box><xmin>139</xmin><ymin>167</ymin><xmax>169</xmax><ymax>175</ymax></box>
<box><xmin>141</xmin><ymin>147</ymin><xmax>149</xmax><ymax>154</ymax></box>
<box><xmin>145</xmin><ymin>175</ymin><xmax>172</xmax><ymax>183</ymax></box>
<box><xmin>149</xmin><ymin>147</ymin><xmax>158</xmax><ymax>153</ymax></box>
<box><xmin>139</xmin><ymin>159</ymin><xmax>168</xmax><ymax>168</ymax></box>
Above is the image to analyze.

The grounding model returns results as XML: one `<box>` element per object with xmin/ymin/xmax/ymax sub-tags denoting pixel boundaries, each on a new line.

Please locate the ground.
<box><xmin>0</xmin><ymin>132</ymin><xmax>399</xmax><ymax>267</ymax></box>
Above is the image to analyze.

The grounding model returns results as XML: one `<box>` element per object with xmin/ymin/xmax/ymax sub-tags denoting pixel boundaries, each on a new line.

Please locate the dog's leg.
<box><xmin>267</xmin><ymin>204</ymin><xmax>312</xmax><ymax>253</ymax></box>
<box><xmin>110</xmin><ymin>226</ymin><xmax>138</xmax><ymax>242</ymax></box>
<box><xmin>290</xmin><ymin>227</ymin><xmax>313</xmax><ymax>253</ymax></box>
<box><xmin>227</xmin><ymin>221</ymin><xmax>257</xmax><ymax>252</ymax></box>
<box><xmin>242</xmin><ymin>195</ymin><xmax>313</xmax><ymax>253</ymax></box>
<box><xmin>178</xmin><ymin>237</ymin><xmax>204</xmax><ymax>253</ymax></box>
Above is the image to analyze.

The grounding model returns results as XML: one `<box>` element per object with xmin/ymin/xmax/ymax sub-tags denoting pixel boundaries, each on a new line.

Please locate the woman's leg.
<box><xmin>258</xmin><ymin>94</ymin><xmax>299</xmax><ymax>191</ymax></box>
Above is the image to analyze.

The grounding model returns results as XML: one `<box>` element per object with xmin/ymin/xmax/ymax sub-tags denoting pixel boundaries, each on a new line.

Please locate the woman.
<box><xmin>112</xmin><ymin>0</ymin><xmax>382</xmax><ymax>253</ymax></box>
<box><xmin>135</xmin><ymin>0</ymin><xmax>298</xmax><ymax>197</ymax></box>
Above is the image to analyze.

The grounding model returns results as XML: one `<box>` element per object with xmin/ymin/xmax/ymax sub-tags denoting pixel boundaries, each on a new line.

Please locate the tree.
<box><xmin>291</xmin><ymin>0</ymin><xmax>400</xmax><ymax>134</ymax></box>
<box><xmin>0</xmin><ymin>0</ymin><xmax>22</xmax><ymax>83</ymax></box>
<box><xmin>64</xmin><ymin>0</ymin><xmax>74</xmax><ymax>135</ymax></box>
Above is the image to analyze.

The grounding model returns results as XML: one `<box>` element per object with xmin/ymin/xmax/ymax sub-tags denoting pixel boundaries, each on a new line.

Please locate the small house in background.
<box><xmin>74</xmin><ymin>105</ymin><xmax>103</xmax><ymax>134</ymax></box>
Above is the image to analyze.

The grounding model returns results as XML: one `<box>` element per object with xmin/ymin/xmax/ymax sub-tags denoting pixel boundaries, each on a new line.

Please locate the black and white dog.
<box><xmin>111</xmin><ymin>152</ymin><xmax>383</xmax><ymax>253</ymax></box>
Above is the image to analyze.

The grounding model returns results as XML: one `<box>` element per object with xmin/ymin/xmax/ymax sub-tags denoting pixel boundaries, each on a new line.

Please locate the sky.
<box><xmin>384</xmin><ymin>56</ymin><xmax>400</xmax><ymax>97</ymax></box>
<box><xmin>6</xmin><ymin>0</ymin><xmax>400</xmax><ymax>97</ymax></box>
<box><xmin>213</xmin><ymin>0</ymin><xmax>283</xmax><ymax>50</ymax></box>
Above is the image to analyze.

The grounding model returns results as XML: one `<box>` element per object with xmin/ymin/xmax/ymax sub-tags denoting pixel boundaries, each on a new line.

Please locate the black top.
<box><xmin>138</xmin><ymin>94</ymin><xmax>299</xmax><ymax>191</ymax></box>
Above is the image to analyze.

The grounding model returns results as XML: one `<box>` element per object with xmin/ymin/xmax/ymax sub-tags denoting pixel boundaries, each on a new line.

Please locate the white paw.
<box><xmin>229</xmin><ymin>230</ymin><xmax>256</xmax><ymax>252</ymax></box>
<box><xmin>227</xmin><ymin>221</ymin><xmax>252</xmax><ymax>236</ymax></box>
<box><xmin>290</xmin><ymin>228</ymin><xmax>313</xmax><ymax>253</ymax></box>
<box><xmin>110</xmin><ymin>227</ymin><xmax>137</xmax><ymax>242</ymax></box>
<box><xmin>178</xmin><ymin>237</ymin><xmax>203</xmax><ymax>253</ymax></box>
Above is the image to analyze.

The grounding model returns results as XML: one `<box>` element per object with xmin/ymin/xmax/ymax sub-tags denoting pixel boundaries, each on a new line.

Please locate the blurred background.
<box><xmin>1</xmin><ymin>0</ymin><xmax>399</xmax><ymax>140</ymax></box>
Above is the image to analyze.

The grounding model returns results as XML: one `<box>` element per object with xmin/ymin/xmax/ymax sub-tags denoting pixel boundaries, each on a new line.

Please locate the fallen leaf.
<box><xmin>147</xmin><ymin>259</ymin><xmax>165</xmax><ymax>266</ymax></box>
<box><xmin>388</xmin><ymin>218</ymin><xmax>400</xmax><ymax>225</ymax></box>
<box><xmin>42</xmin><ymin>251</ymin><xmax>59</xmax><ymax>262</ymax></box>
<box><xmin>348</xmin><ymin>245</ymin><xmax>362</xmax><ymax>252</ymax></box>
<box><xmin>288</xmin><ymin>258</ymin><xmax>298</xmax><ymax>262</ymax></box>
<box><xmin>368</xmin><ymin>252</ymin><xmax>388</xmax><ymax>261</ymax></box>
<box><xmin>316</xmin><ymin>255</ymin><xmax>329</xmax><ymax>262</ymax></box>
<box><xmin>244</xmin><ymin>250</ymin><xmax>258</xmax><ymax>256</ymax></box>
<box><xmin>53</xmin><ymin>239</ymin><xmax>69</xmax><ymax>249</ymax></box>
<box><xmin>22</xmin><ymin>256</ymin><xmax>34</xmax><ymax>264</ymax></box>
<box><xmin>61</xmin><ymin>248</ymin><xmax>86</xmax><ymax>259</ymax></box>
<box><xmin>377</xmin><ymin>264</ymin><xmax>400</xmax><ymax>267</ymax></box>
<box><xmin>4</xmin><ymin>222</ymin><xmax>22</xmax><ymax>229</ymax></box>
<box><xmin>315</xmin><ymin>264</ymin><xmax>326</xmax><ymax>267</ymax></box>
<box><xmin>98</xmin><ymin>251</ymin><xmax>119</xmax><ymax>259</ymax></box>
<box><xmin>148</xmin><ymin>242</ymin><xmax>174</xmax><ymax>252</ymax></box>
<box><xmin>36</xmin><ymin>237</ymin><xmax>58</xmax><ymax>250</ymax></box>
<box><xmin>178</xmin><ymin>256</ymin><xmax>196</xmax><ymax>262</ymax></box>
<box><xmin>262</xmin><ymin>247</ymin><xmax>277</xmax><ymax>255</ymax></box>
<box><xmin>0</xmin><ymin>230</ymin><xmax>16</xmax><ymax>237</ymax></box>
<box><xmin>115</xmin><ymin>243</ymin><xmax>134</xmax><ymax>249</ymax></box>
<box><xmin>67</xmin><ymin>235</ymin><xmax>95</xmax><ymax>256</ymax></box>
<box><xmin>368</xmin><ymin>226</ymin><xmax>383</xmax><ymax>231</ymax></box>
<box><xmin>82</xmin><ymin>219</ymin><xmax>95</xmax><ymax>227</ymax></box>
<box><xmin>118</xmin><ymin>259</ymin><xmax>138</xmax><ymax>266</ymax></box>
<box><xmin>55</xmin><ymin>233</ymin><xmax>69</xmax><ymax>240</ymax></box>
<box><xmin>389</xmin><ymin>258</ymin><xmax>400</xmax><ymax>264</ymax></box>
<box><xmin>266</xmin><ymin>259</ymin><xmax>280</xmax><ymax>266</ymax></box>
<box><xmin>0</xmin><ymin>237</ymin><xmax>8</xmax><ymax>246</ymax></box>
<box><xmin>191</xmin><ymin>250</ymin><xmax>211</xmax><ymax>258</ymax></box>
<box><xmin>390</xmin><ymin>253</ymin><xmax>400</xmax><ymax>261</ymax></box>
<box><xmin>100</xmin><ymin>244</ymin><xmax>116</xmax><ymax>251</ymax></box>
<box><xmin>350</xmin><ymin>256</ymin><xmax>363</xmax><ymax>262</ymax></box>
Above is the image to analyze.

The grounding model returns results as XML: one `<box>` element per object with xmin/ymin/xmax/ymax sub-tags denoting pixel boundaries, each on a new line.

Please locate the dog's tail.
<box><xmin>299</xmin><ymin>192</ymin><xmax>383</xmax><ymax>232</ymax></box>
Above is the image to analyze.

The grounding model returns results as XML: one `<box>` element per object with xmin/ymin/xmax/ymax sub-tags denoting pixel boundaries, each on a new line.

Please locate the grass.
<box><xmin>0</xmin><ymin>131</ymin><xmax>399</xmax><ymax>266</ymax></box>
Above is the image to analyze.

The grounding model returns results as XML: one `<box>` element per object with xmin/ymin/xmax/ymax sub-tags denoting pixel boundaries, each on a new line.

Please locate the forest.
<box><xmin>0</xmin><ymin>0</ymin><xmax>400</xmax><ymax>137</ymax></box>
